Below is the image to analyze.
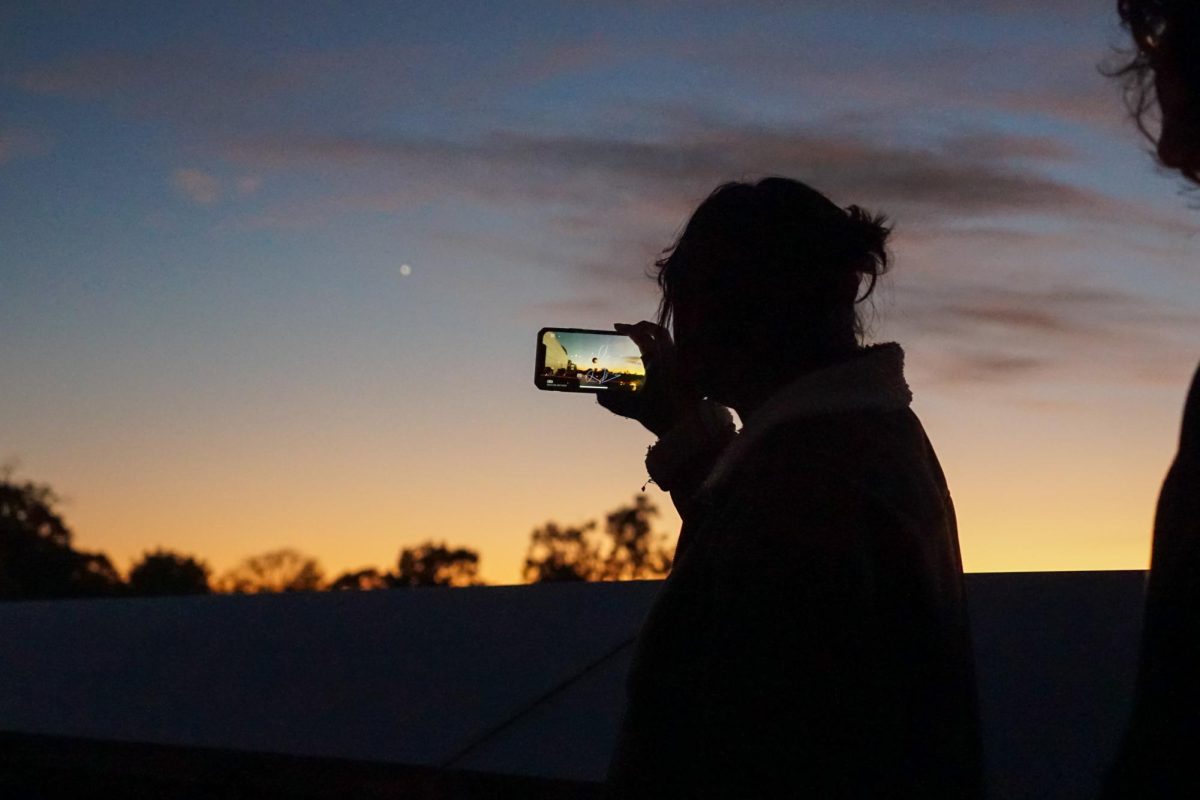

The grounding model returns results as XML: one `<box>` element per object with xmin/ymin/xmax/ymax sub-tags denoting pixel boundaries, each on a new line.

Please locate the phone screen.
<box><xmin>534</xmin><ymin>328</ymin><xmax>646</xmax><ymax>393</ymax></box>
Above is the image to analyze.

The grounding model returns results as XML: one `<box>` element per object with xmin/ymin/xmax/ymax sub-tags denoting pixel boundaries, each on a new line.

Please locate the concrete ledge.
<box><xmin>0</xmin><ymin>571</ymin><xmax>1147</xmax><ymax>799</ymax></box>
<box><xmin>0</xmin><ymin>731</ymin><xmax>601</xmax><ymax>799</ymax></box>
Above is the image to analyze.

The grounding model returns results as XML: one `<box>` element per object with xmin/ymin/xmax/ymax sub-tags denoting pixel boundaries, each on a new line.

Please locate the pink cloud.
<box><xmin>171</xmin><ymin>168</ymin><xmax>220</xmax><ymax>205</ymax></box>
<box><xmin>236</xmin><ymin>176</ymin><xmax>263</xmax><ymax>195</ymax></box>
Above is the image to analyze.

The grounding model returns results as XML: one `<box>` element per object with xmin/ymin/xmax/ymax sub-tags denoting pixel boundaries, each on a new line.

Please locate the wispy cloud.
<box><xmin>216</xmin><ymin>116</ymin><xmax>1197</xmax><ymax>388</ymax></box>
<box><xmin>0</xmin><ymin>129</ymin><xmax>51</xmax><ymax>164</ymax></box>
<box><xmin>897</xmin><ymin>284</ymin><xmax>1157</xmax><ymax>338</ymax></box>
<box><xmin>169</xmin><ymin>168</ymin><xmax>261</xmax><ymax>206</ymax></box>
<box><xmin>889</xmin><ymin>280</ymin><xmax>1199</xmax><ymax>385</ymax></box>
<box><xmin>235</xmin><ymin>175</ymin><xmax>262</xmax><ymax>195</ymax></box>
<box><xmin>918</xmin><ymin>351</ymin><xmax>1055</xmax><ymax>385</ymax></box>
<box><xmin>170</xmin><ymin>168</ymin><xmax>220</xmax><ymax>205</ymax></box>
<box><xmin>4</xmin><ymin>35</ymin><xmax>621</xmax><ymax>135</ymax></box>
<box><xmin>10</xmin><ymin>47</ymin><xmax>308</xmax><ymax>104</ymax></box>
<box><xmin>9</xmin><ymin>4</ymin><xmax>1191</xmax><ymax>393</ymax></box>
<box><xmin>219</xmin><ymin>115</ymin><xmax>1174</xmax><ymax>240</ymax></box>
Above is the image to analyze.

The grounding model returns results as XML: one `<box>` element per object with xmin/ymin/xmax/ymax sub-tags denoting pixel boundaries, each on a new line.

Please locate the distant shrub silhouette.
<box><xmin>328</xmin><ymin>567</ymin><xmax>389</xmax><ymax>591</ymax></box>
<box><xmin>127</xmin><ymin>548</ymin><xmax>212</xmax><ymax>596</ymax></box>
<box><xmin>328</xmin><ymin>544</ymin><xmax>482</xmax><ymax>587</ymax></box>
<box><xmin>0</xmin><ymin>468</ymin><xmax>123</xmax><ymax>600</ymax></box>
<box><xmin>217</xmin><ymin>549</ymin><xmax>325</xmax><ymax>593</ymax></box>
<box><xmin>389</xmin><ymin>541</ymin><xmax>482</xmax><ymax>587</ymax></box>
<box><xmin>523</xmin><ymin>495</ymin><xmax>673</xmax><ymax>583</ymax></box>
<box><xmin>326</xmin><ymin>544</ymin><xmax>482</xmax><ymax>589</ymax></box>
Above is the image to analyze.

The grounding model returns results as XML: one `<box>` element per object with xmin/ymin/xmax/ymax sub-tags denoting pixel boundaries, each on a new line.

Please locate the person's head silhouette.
<box><xmin>1116</xmin><ymin>0</ymin><xmax>1200</xmax><ymax>183</ymax></box>
<box><xmin>654</xmin><ymin>177</ymin><xmax>890</xmax><ymax>413</ymax></box>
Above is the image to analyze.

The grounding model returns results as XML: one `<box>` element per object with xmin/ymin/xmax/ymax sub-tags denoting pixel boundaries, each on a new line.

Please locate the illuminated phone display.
<box><xmin>534</xmin><ymin>328</ymin><xmax>646</xmax><ymax>393</ymax></box>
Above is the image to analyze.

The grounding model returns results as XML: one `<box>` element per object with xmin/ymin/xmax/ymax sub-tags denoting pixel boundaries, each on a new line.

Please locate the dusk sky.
<box><xmin>544</xmin><ymin>330</ymin><xmax>644</xmax><ymax>374</ymax></box>
<box><xmin>2</xmin><ymin>1</ymin><xmax>1197</xmax><ymax>584</ymax></box>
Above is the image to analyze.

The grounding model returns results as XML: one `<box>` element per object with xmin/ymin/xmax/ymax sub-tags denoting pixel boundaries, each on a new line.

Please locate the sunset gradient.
<box><xmin>1</xmin><ymin>1</ymin><xmax>1196</xmax><ymax>584</ymax></box>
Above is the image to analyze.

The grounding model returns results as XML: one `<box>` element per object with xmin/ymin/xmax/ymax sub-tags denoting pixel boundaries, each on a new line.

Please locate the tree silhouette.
<box><xmin>0</xmin><ymin>469</ymin><xmax>123</xmax><ymax>599</ymax></box>
<box><xmin>127</xmin><ymin>548</ymin><xmax>211</xmax><ymax>596</ymax></box>
<box><xmin>389</xmin><ymin>541</ymin><xmax>482</xmax><ymax>587</ymax></box>
<box><xmin>217</xmin><ymin>548</ymin><xmax>325</xmax><ymax>593</ymax></box>
<box><xmin>0</xmin><ymin>470</ymin><xmax>677</xmax><ymax>599</ymax></box>
<box><xmin>598</xmin><ymin>494</ymin><xmax>673</xmax><ymax>581</ymax></box>
<box><xmin>523</xmin><ymin>521</ymin><xmax>599</xmax><ymax>583</ymax></box>
<box><xmin>328</xmin><ymin>567</ymin><xmax>389</xmax><ymax>591</ymax></box>
<box><xmin>523</xmin><ymin>495</ymin><xmax>673</xmax><ymax>583</ymax></box>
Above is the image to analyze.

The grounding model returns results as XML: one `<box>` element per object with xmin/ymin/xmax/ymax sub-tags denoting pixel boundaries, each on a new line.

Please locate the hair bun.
<box><xmin>840</xmin><ymin>204</ymin><xmax>892</xmax><ymax>296</ymax></box>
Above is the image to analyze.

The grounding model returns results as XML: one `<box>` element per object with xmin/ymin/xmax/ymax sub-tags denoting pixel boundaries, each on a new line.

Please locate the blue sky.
<box><xmin>2</xmin><ymin>1</ymin><xmax>1197</xmax><ymax>582</ymax></box>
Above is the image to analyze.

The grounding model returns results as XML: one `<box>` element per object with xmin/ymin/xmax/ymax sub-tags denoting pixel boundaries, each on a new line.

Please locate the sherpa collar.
<box><xmin>700</xmin><ymin>343</ymin><xmax>912</xmax><ymax>492</ymax></box>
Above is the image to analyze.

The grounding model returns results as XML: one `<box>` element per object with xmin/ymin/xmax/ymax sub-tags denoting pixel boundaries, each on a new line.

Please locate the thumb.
<box><xmin>597</xmin><ymin>390</ymin><xmax>635</xmax><ymax>418</ymax></box>
<box><xmin>596</xmin><ymin>390</ymin><xmax>621</xmax><ymax>411</ymax></box>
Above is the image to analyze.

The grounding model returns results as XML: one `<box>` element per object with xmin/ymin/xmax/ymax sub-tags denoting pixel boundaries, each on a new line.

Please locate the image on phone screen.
<box><xmin>534</xmin><ymin>328</ymin><xmax>646</xmax><ymax>393</ymax></box>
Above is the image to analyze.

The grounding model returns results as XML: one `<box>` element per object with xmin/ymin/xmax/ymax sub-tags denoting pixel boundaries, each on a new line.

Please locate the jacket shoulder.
<box><xmin>709</xmin><ymin>409</ymin><xmax>951</xmax><ymax>543</ymax></box>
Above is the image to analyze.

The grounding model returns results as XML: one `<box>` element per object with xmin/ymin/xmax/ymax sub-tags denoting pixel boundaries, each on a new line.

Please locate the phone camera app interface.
<box><xmin>541</xmin><ymin>331</ymin><xmax>646</xmax><ymax>392</ymax></box>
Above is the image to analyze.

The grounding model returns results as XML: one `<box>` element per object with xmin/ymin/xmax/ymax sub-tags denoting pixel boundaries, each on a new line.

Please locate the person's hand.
<box><xmin>597</xmin><ymin>321</ymin><xmax>702</xmax><ymax>438</ymax></box>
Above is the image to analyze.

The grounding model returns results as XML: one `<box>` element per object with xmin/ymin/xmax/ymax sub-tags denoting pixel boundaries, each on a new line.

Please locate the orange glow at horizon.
<box><xmin>5</xmin><ymin>0</ymin><xmax>1199</xmax><ymax>593</ymax></box>
<box><xmin>37</xmin><ymin>355</ymin><xmax>1181</xmax><ymax>587</ymax></box>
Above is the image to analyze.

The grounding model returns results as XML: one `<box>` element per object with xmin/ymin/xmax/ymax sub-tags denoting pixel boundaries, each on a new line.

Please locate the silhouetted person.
<box><xmin>599</xmin><ymin>178</ymin><xmax>983</xmax><ymax>798</ymax></box>
<box><xmin>1104</xmin><ymin>3</ymin><xmax>1200</xmax><ymax>797</ymax></box>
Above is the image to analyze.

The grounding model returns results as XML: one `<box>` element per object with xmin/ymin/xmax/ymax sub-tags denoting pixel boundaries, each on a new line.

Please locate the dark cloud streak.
<box><xmin>224</xmin><ymin>121</ymin><xmax>1094</xmax><ymax>223</ymax></box>
<box><xmin>889</xmin><ymin>281</ymin><xmax>1199</xmax><ymax>384</ymax></box>
<box><xmin>219</xmin><ymin>118</ymin><xmax>1197</xmax><ymax>391</ymax></box>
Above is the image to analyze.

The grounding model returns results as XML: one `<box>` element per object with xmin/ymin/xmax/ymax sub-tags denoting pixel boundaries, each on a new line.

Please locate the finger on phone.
<box><xmin>597</xmin><ymin>391</ymin><xmax>632</xmax><ymax>417</ymax></box>
<box><xmin>633</xmin><ymin>320</ymin><xmax>667</xmax><ymax>338</ymax></box>
<box><xmin>614</xmin><ymin>322</ymin><xmax>646</xmax><ymax>348</ymax></box>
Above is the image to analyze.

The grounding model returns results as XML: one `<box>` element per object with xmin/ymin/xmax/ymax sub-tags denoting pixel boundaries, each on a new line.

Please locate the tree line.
<box><xmin>0</xmin><ymin>468</ymin><xmax>673</xmax><ymax>600</ymax></box>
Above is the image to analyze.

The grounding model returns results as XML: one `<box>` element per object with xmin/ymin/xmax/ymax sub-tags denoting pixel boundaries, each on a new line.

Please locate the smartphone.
<box><xmin>534</xmin><ymin>327</ymin><xmax>646</xmax><ymax>393</ymax></box>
